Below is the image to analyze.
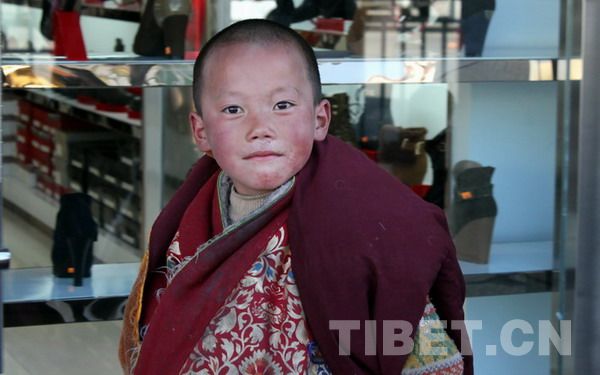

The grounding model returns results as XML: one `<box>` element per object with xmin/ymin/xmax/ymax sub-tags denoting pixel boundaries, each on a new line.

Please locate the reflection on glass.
<box><xmin>326</xmin><ymin>0</ymin><xmax>463</xmax><ymax>58</ymax></box>
<box><xmin>322</xmin><ymin>82</ymin><xmax>450</xmax><ymax>210</ymax></box>
<box><xmin>135</xmin><ymin>0</ymin><xmax>192</xmax><ymax>59</ymax></box>
<box><xmin>0</xmin><ymin>0</ymin><xmax>202</xmax><ymax>59</ymax></box>
<box><xmin>3</xmin><ymin>87</ymin><xmax>143</xmax><ymax>277</ymax></box>
<box><xmin>161</xmin><ymin>87</ymin><xmax>199</xmax><ymax>203</ymax></box>
<box><xmin>267</xmin><ymin>0</ymin><xmax>357</xmax><ymax>26</ymax></box>
<box><xmin>378</xmin><ymin>125</ymin><xmax>429</xmax><ymax>185</ymax></box>
<box><xmin>460</xmin><ymin>0</ymin><xmax>495</xmax><ymax>57</ymax></box>
<box><xmin>0</xmin><ymin>0</ymin><xmax>564</xmax><ymax>62</ymax></box>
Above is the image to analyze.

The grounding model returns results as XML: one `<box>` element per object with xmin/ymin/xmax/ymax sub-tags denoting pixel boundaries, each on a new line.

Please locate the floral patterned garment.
<box><xmin>176</xmin><ymin>224</ymin><xmax>328</xmax><ymax>375</ymax></box>
<box><xmin>161</xmin><ymin>223</ymin><xmax>463</xmax><ymax>375</ymax></box>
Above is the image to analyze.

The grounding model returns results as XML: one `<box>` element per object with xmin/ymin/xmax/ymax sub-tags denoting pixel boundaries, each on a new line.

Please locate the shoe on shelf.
<box><xmin>449</xmin><ymin>160</ymin><xmax>497</xmax><ymax>264</ymax></box>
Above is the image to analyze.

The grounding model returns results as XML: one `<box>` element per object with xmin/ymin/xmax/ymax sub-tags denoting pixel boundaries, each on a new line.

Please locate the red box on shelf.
<box><xmin>36</xmin><ymin>134</ymin><xmax>55</xmax><ymax>155</ymax></box>
<box><xmin>17</xmin><ymin>99</ymin><xmax>33</xmax><ymax>125</ymax></box>
<box><xmin>32</xmin><ymin>161</ymin><xmax>53</xmax><ymax>176</ymax></box>
<box><xmin>16</xmin><ymin>126</ymin><xmax>32</xmax><ymax>144</ymax></box>
<box><xmin>127</xmin><ymin>88</ymin><xmax>142</xmax><ymax>96</ymax></box>
<box><xmin>16</xmin><ymin>142</ymin><xmax>32</xmax><ymax>165</ymax></box>
<box><xmin>77</xmin><ymin>95</ymin><xmax>97</xmax><ymax>105</ymax></box>
<box><xmin>31</xmin><ymin>106</ymin><xmax>82</xmax><ymax>134</ymax></box>
<box><xmin>31</xmin><ymin>146</ymin><xmax>53</xmax><ymax>176</ymax></box>
<box><xmin>315</xmin><ymin>17</ymin><xmax>345</xmax><ymax>32</ymax></box>
<box><xmin>16</xmin><ymin>126</ymin><xmax>33</xmax><ymax>165</ymax></box>
<box><xmin>31</xmin><ymin>129</ymin><xmax>54</xmax><ymax>153</ymax></box>
<box><xmin>31</xmin><ymin>105</ymin><xmax>49</xmax><ymax>130</ymax></box>
<box><xmin>127</xmin><ymin>108</ymin><xmax>142</xmax><ymax>120</ymax></box>
<box><xmin>95</xmin><ymin>102</ymin><xmax>128</xmax><ymax>113</ymax></box>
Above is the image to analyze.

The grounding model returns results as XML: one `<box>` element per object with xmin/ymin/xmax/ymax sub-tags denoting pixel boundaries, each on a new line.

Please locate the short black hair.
<box><xmin>192</xmin><ymin>19</ymin><xmax>322</xmax><ymax>115</ymax></box>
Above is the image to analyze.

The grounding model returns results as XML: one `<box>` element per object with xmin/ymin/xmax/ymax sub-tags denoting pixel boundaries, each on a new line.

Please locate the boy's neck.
<box><xmin>228</xmin><ymin>187</ymin><xmax>270</xmax><ymax>223</ymax></box>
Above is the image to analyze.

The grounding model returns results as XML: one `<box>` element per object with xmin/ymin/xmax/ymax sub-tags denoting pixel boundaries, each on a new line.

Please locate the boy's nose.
<box><xmin>247</xmin><ymin>113</ymin><xmax>276</xmax><ymax>140</ymax></box>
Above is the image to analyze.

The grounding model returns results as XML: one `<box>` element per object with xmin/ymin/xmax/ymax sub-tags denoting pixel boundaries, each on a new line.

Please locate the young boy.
<box><xmin>120</xmin><ymin>19</ymin><xmax>471</xmax><ymax>375</ymax></box>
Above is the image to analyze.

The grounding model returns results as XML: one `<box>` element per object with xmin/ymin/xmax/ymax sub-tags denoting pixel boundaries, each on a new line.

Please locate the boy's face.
<box><xmin>190</xmin><ymin>42</ymin><xmax>330</xmax><ymax>195</ymax></box>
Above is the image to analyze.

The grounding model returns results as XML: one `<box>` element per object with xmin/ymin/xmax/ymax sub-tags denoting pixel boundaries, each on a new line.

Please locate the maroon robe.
<box><xmin>120</xmin><ymin>135</ymin><xmax>472</xmax><ymax>375</ymax></box>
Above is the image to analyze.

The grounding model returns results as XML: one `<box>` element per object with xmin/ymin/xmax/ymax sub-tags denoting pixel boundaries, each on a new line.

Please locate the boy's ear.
<box><xmin>314</xmin><ymin>98</ymin><xmax>331</xmax><ymax>141</ymax></box>
<box><xmin>189</xmin><ymin>112</ymin><xmax>213</xmax><ymax>156</ymax></box>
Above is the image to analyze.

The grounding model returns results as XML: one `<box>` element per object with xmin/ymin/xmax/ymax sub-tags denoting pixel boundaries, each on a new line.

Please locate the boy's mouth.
<box><xmin>244</xmin><ymin>151</ymin><xmax>282</xmax><ymax>159</ymax></box>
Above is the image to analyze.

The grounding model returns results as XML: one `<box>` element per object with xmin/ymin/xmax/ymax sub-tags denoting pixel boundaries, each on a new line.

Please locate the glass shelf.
<box><xmin>2</xmin><ymin>263</ymin><xmax>138</xmax><ymax>304</ymax></box>
<box><xmin>2</xmin><ymin>263</ymin><xmax>136</xmax><ymax>327</ymax></box>
<box><xmin>460</xmin><ymin>241</ymin><xmax>553</xmax><ymax>276</ymax></box>
<box><xmin>1</xmin><ymin>240</ymin><xmax>554</xmax><ymax>323</ymax></box>
<box><xmin>1</xmin><ymin>57</ymin><xmax>582</xmax><ymax>88</ymax></box>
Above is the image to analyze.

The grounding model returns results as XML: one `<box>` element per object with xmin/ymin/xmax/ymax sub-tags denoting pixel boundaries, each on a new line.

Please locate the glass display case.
<box><xmin>0</xmin><ymin>0</ymin><xmax>583</xmax><ymax>373</ymax></box>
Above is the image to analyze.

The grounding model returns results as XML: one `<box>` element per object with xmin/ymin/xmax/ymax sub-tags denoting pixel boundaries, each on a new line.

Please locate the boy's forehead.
<box><xmin>208</xmin><ymin>40</ymin><xmax>299</xmax><ymax>62</ymax></box>
<box><xmin>202</xmin><ymin>41</ymin><xmax>310</xmax><ymax>83</ymax></box>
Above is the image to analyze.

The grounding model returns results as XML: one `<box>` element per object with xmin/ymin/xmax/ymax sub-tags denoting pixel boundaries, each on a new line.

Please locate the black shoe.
<box><xmin>52</xmin><ymin>192</ymin><xmax>98</xmax><ymax>286</ymax></box>
<box><xmin>450</xmin><ymin>160</ymin><xmax>497</xmax><ymax>264</ymax></box>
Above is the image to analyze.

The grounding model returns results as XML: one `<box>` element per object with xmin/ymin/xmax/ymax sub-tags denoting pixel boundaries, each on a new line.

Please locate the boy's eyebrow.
<box><xmin>215</xmin><ymin>86</ymin><xmax>301</xmax><ymax>100</ymax></box>
<box><xmin>269</xmin><ymin>86</ymin><xmax>301</xmax><ymax>97</ymax></box>
<box><xmin>214</xmin><ymin>90</ymin><xmax>244</xmax><ymax>100</ymax></box>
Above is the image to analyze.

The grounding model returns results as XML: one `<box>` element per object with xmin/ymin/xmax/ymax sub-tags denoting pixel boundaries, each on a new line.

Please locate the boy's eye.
<box><xmin>222</xmin><ymin>106</ymin><xmax>243</xmax><ymax>114</ymax></box>
<box><xmin>273</xmin><ymin>101</ymin><xmax>295</xmax><ymax>111</ymax></box>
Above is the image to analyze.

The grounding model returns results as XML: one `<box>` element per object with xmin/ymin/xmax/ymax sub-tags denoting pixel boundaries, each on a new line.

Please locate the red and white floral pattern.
<box><xmin>164</xmin><ymin>224</ymin><xmax>462</xmax><ymax>375</ymax></box>
<box><xmin>179</xmin><ymin>225</ymin><xmax>315</xmax><ymax>375</ymax></box>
